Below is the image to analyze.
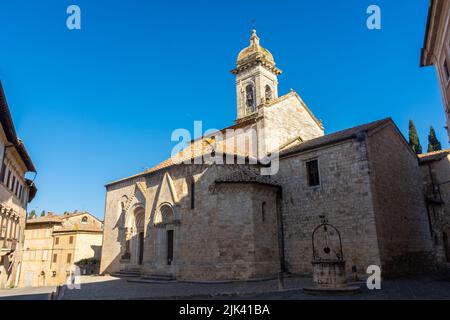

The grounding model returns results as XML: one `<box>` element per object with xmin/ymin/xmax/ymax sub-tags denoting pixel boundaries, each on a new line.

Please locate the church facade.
<box><xmin>100</xmin><ymin>30</ymin><xmax>438</xmax><ymax>280</ymax></box>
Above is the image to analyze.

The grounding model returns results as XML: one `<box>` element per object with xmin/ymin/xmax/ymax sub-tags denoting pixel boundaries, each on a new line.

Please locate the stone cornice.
<box><xmin>231</xmin><ymin>58</ymin><xmax>282</xmax><ymax>76</ymax></box>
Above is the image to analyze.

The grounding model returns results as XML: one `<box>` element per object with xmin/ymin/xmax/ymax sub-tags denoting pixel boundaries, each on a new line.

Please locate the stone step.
<box><xmin>111</xmin><ymin>270</ymin><xmax>141</xmax><ymax>278</ymax></box>
<box><xmin>128</xmin><ymin>278</ymin><xmax>177</xmax><ymax>284</ymax></box>
<box><xmin>141</xmin><ymin>274</ymin><xmax>176</xmax><ymax>281</ymax></box>
<box><xmin>124</xmin><ymin>268</ymin><xmax>141</xmax><ymax>273</ymax></box>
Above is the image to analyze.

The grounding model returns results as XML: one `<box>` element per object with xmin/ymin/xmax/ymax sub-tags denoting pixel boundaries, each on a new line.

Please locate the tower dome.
<box><xmin>237</xmin><ymin>29</ymin><xmax>275</xmax><ymax>65</ymax></box>
<box><xmin>232</xmin><ymin>29</ymin><xmax>281</xmax><ymax>75</ymax></box>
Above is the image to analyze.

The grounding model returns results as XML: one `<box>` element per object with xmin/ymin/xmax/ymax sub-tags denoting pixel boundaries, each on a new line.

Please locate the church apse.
<box><xmin>102</xmin><ymin>163</ymin><xmax>283</xmax><ymax>281</ymax></box>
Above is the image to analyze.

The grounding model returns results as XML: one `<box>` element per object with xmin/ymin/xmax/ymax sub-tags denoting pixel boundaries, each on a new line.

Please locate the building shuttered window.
<box><xmin>306</xmin><ymin>160</ymin><xmax>320</xmax><ymax>187</ymax></box>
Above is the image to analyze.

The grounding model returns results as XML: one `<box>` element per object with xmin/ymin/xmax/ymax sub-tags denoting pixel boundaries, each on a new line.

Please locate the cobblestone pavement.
<box><xmin>0</xmin><ymin>286</ymin><xmax>55</xmax><ymax>300</ymax></box>
<box><xmin>59</xmin><ymin>275</ymin><xmax>450</xmax><ymax>300</ymax></box>
<box><xmin>217</xmin><ymin>278</ymin><xmax>450</xmax><ymax>300</ymax></box>
<box><xmin>61</xmin><ymin>276</ymin><xmax>308</xmax><ymax>300</ymax></box>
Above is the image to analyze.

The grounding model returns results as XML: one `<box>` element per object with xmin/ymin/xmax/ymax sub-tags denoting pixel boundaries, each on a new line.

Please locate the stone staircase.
<box><xmin>111</xmin><ymin>269</ymin><xmax>141</xmax><ymax>278</ymax></box>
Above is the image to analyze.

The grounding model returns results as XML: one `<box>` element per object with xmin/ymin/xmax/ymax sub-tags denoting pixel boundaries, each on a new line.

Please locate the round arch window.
<box><xmin>245</xmin><ymin>84</ymin><xmax>256</xmax><ymax>113</ymax></box>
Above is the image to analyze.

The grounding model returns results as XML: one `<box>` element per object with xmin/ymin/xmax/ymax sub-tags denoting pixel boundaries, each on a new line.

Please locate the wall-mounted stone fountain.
<box><xmin>303</xmin><ymin>219</ymin><xmax>360</xmax><ymax>295</ymax></box>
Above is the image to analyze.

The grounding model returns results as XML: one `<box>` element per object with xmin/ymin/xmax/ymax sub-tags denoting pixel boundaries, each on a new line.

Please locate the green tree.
<box><xmin>408</xmin><ymin>120</ymin><xmax>422</xmax><ymax>154</ymax></box>
<box><xmin>427</xmin><ymin>126</ymin><xmax>442</xmax><ymax>153</ymax></box>
<box><xmin>28</xmin><ymin>210</ymin><xmax>36</xmax><ymax>219</ymax></box>
<box><xmin>40</xmin><ymin>210</ymin><xmax>46</xmax><ymax>217</ymax></box>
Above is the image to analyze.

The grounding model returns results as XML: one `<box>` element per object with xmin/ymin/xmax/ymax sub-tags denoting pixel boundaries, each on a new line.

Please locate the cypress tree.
<box><xmin>409</xmin><ymin>120</ymin><xmax>422</xmax><ymax>154</ymax></box>
<box><xmin>427</xmin><ymin>126</ymin><xmax>442</xmax><ymax>153</ymax></box>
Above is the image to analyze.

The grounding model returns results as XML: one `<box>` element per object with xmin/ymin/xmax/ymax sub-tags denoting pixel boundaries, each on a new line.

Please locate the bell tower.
<box><xmin>231</xmin><ymin>29</ymin><xmax>282</xmax><ymax>122</ymax></box>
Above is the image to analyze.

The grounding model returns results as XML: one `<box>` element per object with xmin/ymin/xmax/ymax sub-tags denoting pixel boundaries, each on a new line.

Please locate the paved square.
<box><xmin>54</xmin><ymin>275</ymin><xmax>450</xmax><ymax>300</ymax></box>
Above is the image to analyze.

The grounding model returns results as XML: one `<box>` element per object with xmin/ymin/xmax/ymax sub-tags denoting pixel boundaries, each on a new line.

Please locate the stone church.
<box><xmin>100</xmin><ymin>30</ymin><xmax>439</xmax><ymax>281</ymax></box>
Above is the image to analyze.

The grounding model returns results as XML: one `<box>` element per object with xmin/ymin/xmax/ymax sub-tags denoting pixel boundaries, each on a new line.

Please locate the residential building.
<box><xmin>0</xmin><ymin>81</ymin><xmax>37</xmax><ymax>289</ymax></box>
<box><xmin>421</xmin><ymin>0</ymin><xmax>450</xmax><ymax>140</ymax></box>
<box><xmin>19</xmin><ymin>211</ymin><xmax>102</xmax><ymax>287</ymax></box>
<box><xmin>419</xmin><ymin>149</ymin><xmax>450</xmax><ymax>266</ymax></box>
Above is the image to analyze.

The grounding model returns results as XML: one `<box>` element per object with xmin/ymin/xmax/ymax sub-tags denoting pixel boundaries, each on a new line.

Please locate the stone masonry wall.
<box><xmin>100</xmin><ymin>180</ymin><xmax>137</xmax><ymax>274</ymax></box>
<box><xmin>250</xmin><ymin>185</ymin><xmax>280</xmax><ymax>278</ymax></box>
<box><xmin>259</xmin><ymin>93</ymin><xmax>324</xmax><ymax>156</ymax></box>
<box><xmin>367</xmin><ymin>124</ymin><xmax>435</xmax><ymax>276</ymax></box>
<box><xmin>277</xmin><ymin>139</ymin><xmax>381</xmax><ymax>277</ymax></box>
<box><xmin>420</xmin><ymin>154</ymin><xmax>450</xmax><ymax>265</ymax></box>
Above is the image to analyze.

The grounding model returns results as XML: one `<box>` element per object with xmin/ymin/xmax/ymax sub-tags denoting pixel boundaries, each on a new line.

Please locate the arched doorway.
<box><xmin>154</xmin><ymin>203</ymin><xmax>176</xmax><ymax>274</ymax></box>
<box><xmin>124</xmin><ymin>206</ymin><xmax>145</xmax><ymax>267</ymax></box>
<box><xmin>134</xmin><ymin>207</ymin><xmax>145</xmax><ymax>265</ymax></box>
<box><xmin>160</xmin><ymin>205</ymin><xmax>174</xmax><ymax>266</ymax></box>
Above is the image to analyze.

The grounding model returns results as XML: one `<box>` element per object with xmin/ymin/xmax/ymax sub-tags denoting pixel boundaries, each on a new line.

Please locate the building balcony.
<box><xmin>0</xmin><ymin>239</ymin><xmax>18</xmax><ymax>256</ymax></box>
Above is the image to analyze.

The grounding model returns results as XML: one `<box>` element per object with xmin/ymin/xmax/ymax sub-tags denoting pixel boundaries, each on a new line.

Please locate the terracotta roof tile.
<box><xmin>53</xmin><ymin>224</ymin><xmax>103</xmax><ymax>233</ymax></box>
<box><xmin>26</xmin><ymin>216</ymin><xmax>63</xmax><ymax>224</ymax></box>
<box><xmin>280</xmin><ymin>118</ymin><xmax>392</xmax><ymax>157</ymax></box>
<box><xmin>215</xmin><ymin>167</ymin><xmax>281</xmax><ymax>187</ymax></box>
<box><xmin>106</xmin><ymin>118</ymin><xmax>258</xmax><ymax>186</ymax></box>
<box><xmin>418</xmin><ymin>149</ymin><xmax>450</xmax><ymax>163</ymax></box>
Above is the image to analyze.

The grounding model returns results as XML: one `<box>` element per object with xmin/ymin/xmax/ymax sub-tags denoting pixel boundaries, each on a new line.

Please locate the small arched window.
<box><xmin>120</xmin><ymin>195</ymin><xmax>128</xmax><ymax>211</ymax></box>
<box><xmin>82</xmin><ymin>216</ymin><xmax>88</xmax><ymax>223</ymax></box>
<box><xmin>190</xmin><ymin>181</ymin><xmax>195</xmax><ymax>209</ymax></box>
<box><xmin>265</xmin><ymin>85</ymin><xmax>272</xmax><ymax>103</ymax></box>
<box><xmin>187</xmin><ymin>176</ymin><xmax>195</xmax><ymax>209</ymax></box>
<box><xmin>262</xmin><ymin>202</ymin><xmax>266</xmax><ymax>222</ymax></box>
<box><xmin>245</xmin><ymin>84</ymin><xmax>256</xmax><ymax>113</ymax></box>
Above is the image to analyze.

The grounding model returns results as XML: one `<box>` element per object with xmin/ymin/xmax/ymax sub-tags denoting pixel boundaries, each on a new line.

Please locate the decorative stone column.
<box><xmin>2</xmin><ymin>210</ymin><xmax>10</xmax><ymax>247</ymax></box>
<box><xmin>7</xmin><ymin>210</ymin><xmax>13</xmax><ymax>239</ymax></box>
<box><xmin>9</xmin><ymin>213</ymin><xmax>15</xmax><ymax>239</ymax></box>
<box><xmin>0</xmin><ymin>207</ymin><xmax>4</xmax><ymax>239</ymax></box>
<box><xmin>15</xmin><ymin>219</ymin><xmax>20</xmax><ymax>240</ymax></box>
<box><xmin>12</xmin><ymin>217</ymin><xmax>18</xmax><ymax>240</ymax></box>
<box><xmin>121</xmin><ymin>227</ymin><xmax>131</xmax><ymax>261</ymax></box>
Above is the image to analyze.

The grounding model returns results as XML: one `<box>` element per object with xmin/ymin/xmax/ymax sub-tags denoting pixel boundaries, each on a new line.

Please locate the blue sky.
<box><xmin>0</xmin><ymin>0</ymin><xmax>444</xmax><ymax>219</ymax></box>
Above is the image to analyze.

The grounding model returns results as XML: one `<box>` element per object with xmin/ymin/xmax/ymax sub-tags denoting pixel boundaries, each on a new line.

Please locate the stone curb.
<box><xmin>126</xmin><ymin>276</ymin><xmax>278</xmax><ymax>285</ymax></box>
<box><xmin>133</xmin><ymin>288</ymin><xmax>305</xmax><ymax>300</ymax></box>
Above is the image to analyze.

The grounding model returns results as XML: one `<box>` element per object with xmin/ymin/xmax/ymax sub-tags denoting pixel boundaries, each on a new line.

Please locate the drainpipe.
<box><xmin>426</xmin><ymin>164</ymin><xmax>437</xmax><ymax>237</ymax></box>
